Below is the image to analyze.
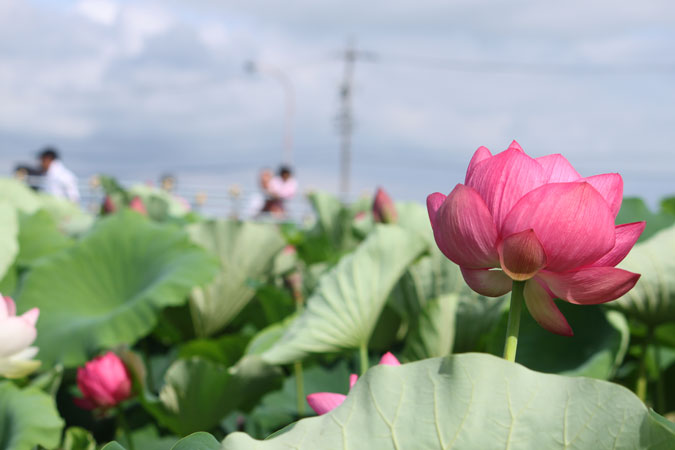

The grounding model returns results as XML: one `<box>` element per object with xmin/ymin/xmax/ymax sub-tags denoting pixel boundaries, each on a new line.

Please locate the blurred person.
<box><xmin>244</xmin><ymin>168</ymin><xmax>274</xmax><ymax>218</ymax></box>
<box><xmin>38</xmin><ymin>147</ymin><xmax>80</xmax><ymax>203</ymax></box>
<box><xmin>263</xmin><ymin>165</ymin><xmax>297</xmax><ymax>216</ymax></box>
<box><xmin>13</xmin><ymin>164</ymin><xmax>42</xmax><ymax>190</ymax></box>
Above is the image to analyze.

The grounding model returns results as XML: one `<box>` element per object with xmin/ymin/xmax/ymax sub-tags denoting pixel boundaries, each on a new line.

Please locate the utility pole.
<box><xmin>337</xmin><ymin>40</ymin><xmax>356</xmax><ymax>199</ymax></box>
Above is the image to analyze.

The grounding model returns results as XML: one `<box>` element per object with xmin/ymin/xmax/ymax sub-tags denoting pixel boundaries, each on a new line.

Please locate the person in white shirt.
<box><xmin>263</xmin><ymin>166</ymin><xmax>297</xmax><ymax>216</ymax></box>
<box><xmin>38</xmin><ymin>148</ymin><xmax>80</xmax><ymax>203</ymax></box>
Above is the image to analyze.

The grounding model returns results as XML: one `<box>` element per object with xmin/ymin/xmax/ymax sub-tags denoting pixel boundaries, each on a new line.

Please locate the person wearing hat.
<box><xmin>38</xmin><ymin>147</ymin><xmax>80</xmax><ymax>203</ymax></box>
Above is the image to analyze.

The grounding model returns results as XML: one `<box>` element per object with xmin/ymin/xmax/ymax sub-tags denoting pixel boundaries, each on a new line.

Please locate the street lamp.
<box><xmin>245</xmin><ymin>61</ymin><xmax>295</xmax><ymax>165</ymax></box>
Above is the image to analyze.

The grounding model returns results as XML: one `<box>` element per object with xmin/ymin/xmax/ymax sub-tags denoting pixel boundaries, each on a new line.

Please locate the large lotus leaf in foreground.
<box><xmin>17</xmin><ymin>211</ymin><xmax>219</xmax><ymax>366</ymax></box>
<box><xmin>0</xmin><ymin>382</ymin><xmax>64</xmax><ymax>450</ymax></box>
<box><xmin>222</xmin><ymin>353</ymin><xmax>675</xmax><ymax>449</ymax></box>
<box><xmin>187</xmin><ymin>220</ymin><xmax>286</xmax><ymax>337</ymax></box>
<box><xmin>612</xmin><ymin>224</ymin><xmax>675</xmax><ymax>326</ymax></box>
<box><xmin>261</xmin><ymin>225</ymin><xmax>427</xmax><ymax>365</ymax></box>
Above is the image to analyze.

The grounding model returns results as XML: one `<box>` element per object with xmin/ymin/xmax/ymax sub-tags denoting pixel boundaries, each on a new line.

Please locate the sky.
<box><xmin>1</xmin><ymin>0</ymin><xmax>674</xmax><ymax>208</ymax></box>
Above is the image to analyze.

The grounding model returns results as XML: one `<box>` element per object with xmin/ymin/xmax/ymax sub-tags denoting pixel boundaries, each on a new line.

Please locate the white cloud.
<box><xmin>75</xmin><ymin>0</ymin><xmax>119</xmax><ymax>26</ymax></box>
<box><xmin>198</xmin><ymin>23</ymin><xmax>229</xmax><ymax>49</ymax></box>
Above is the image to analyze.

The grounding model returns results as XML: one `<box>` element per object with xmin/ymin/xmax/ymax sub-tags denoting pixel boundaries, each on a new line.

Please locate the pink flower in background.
<box><xmin>307</xmin><ymin>352</ymin><xmax>400</xmax><ymax>415</ymax></box>
<box><xmin>129</xmin><ymin>196</ymin><xmax>147</xmax><ymax>215</ymax></box>
<box><xmin>0</xmin><ymin>295</ymin><xmax>41</xmax><ymax>378</ymax></box>
<box><xmin>427</xmin><ymin>141</ymin><xmax>645</xmax><ymax>336</ymax></box>
<box><xmin>74</xmin><ymin>352</ymin><xmax>132</xmax><ymax>410</ymax></box>
<box><xmin>102</xmin><ymin>195</ymin><xmax>117</xmax><ymax>214</ymax></box>
<box><xmin>372</xmin><ymin>187</ymin><xmax>398</xmax><ymax>224</ymax></box>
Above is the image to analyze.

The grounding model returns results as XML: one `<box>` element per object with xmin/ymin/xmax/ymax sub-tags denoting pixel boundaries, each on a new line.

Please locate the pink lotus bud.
<box><xmin>307</xmin><ymin>352</ymin><xmax>400</xmax><ymax>415</ymax></box>
<box><xmin>282</xmin><ymin>245</ymin><xmax>297</xmax><ymax>255</ymax></box>
<box><xmin>102</xmin><ymin>196</ymin><xmax>117</xmax><ymax>214</ymax></box>
<box><xmin>74</xmin><ymin>352</ymin><xmax>132</xmax><ymax>410</ymax></box>
<box><xmin>372</xmin><ymin>188</ymin><xmax>397</xmax><ymax>224</ymax></box>
<box><xmin>427</xmin><ymin>141</ymin><xmax>645</xmax><ymax>336</ymax></box>
<box><xmin>129</xmin><ymin>196</ymin><xmax>147</xmax><ymax>215</ymax></box>
<box><xmin>0</xmin><ymin>295</ymin><xmax>41</xmax><ymax>378</ymax></box>
<box><xmin>354</xmin><ymin>211</ymin><xmax>366</xmax><ymax>221</ymax></box>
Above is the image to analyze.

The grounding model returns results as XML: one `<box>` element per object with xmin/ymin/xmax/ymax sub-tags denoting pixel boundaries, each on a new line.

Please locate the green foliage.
<box><xmin>178</xmin><ymin>334</ymin><xmax>251</xmax><ymax>366</ymax></box>
<box><xmin>613</xmin><ymin>223</ymin><xmax>675</xmax><ymax>326</ymax></box>
<box><xmin>0</xmin><ymin>202</ymin><xmax>19</xmax><ymax>281</ymax></box>
<box><xmin>392</xmin><ymin>202</ymin><xmax>506</xmax><ymax>354</ymax></box>
<box><xmin>187</xmin><ymin>220</ymin><xmax>286</xmax><ymax>337</ymax></box>
<box><xmin>61</xmin><ymin>427</ymin><xmax>97</xmax><ymax>450</ymax></box>
<box><xmin>222</xmin><ymin>353</ymin><xmax>675</xmax><ymax>449</ymax></box>
<box><xmin>0</xmin><ymin>178</ymin><xmax>42</xmax><ymax>213</ymax></box>
<box><xmin>16</xmin><ymin>210</ymin><xmax>219</xmax><ymax>367</ymax></box>
<box><xmin>487</xmin><ymin>302</ymin><xmax>629</xmax><ymax>378</ymax></box>
<box><xmin>16</xmin><ymin>209</ymin><xmax>72</xmax><ymax>267</ymax></box>
<box><xmin>616</xmin><ymin>197</ymin><xmax>675</xmax><ymax>242</ymax></box>
<box><xmin>261</xmin><ymin>225</ymin><xmax>427</xmax><ymax>364</ymax></box>
<box><xmin>171</xmin><ymin>432</ymin><xmax>221</xmax><ymax>450</ymax></box>
<box><xmin>0</xmin><ymin>382</ymin><xmax>64</xmax><ymax>450</ymax></box>
<box><xmin>142</xmin><ymin>356</ymin><xmax>282</xmax><ymax>436</ymax></box>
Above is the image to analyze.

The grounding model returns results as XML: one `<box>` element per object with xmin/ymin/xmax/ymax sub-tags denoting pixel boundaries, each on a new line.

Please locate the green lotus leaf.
<box><xmin>0</xmin><ymin>178</ymin><xmax>42</xmax><ymax>213</ymax></box>
<box><xmin>187</xmin><ymin>220</ymin><xmax>286</xmax><ymax>336</ymax></box>
<box><xmin>171</xmin><ymin>432</ymin><xmax>221</xmax><ymax>450</ymax></box>
<box><xmin>36</xmin><ymin>194</ymin><xmax>94</xmax><ymax>236</ymax></box>
<box><xmin>61</xmin><ymin>427</ymin><xmax>96</xmax><ymax>450</ymax></box>
<box><xmin>0</xmin><ymin>202</ymin><xmax>19</xmax><ymax>281</ymax></box>
<box><xmin>402</xmin><ymin>294</ymin><xmax>457</xmax><ymax>361</ymax></box>
<box><xmin>487</xmin><ymin>302</ymin><xmax>629</xmax><ymax>379</ymax></box>
<box><xmin>16</xmin><ymin>209</ymin><xmax>72</xmax><ymax>267</ymax></box>
<box><xmin>222</xmin><ymin>353</ymin><xmax>675</xmax><ymax>449</ymax></box>
<box><xmin>16</xmin><ymin>210</ymin><xmax>219</xmax><ymax>366</ymax></box>
<box><xmin>142</xmin><ymin>356</ymin><xmax>282</xmax><ymax>436</ymax></box>
<box><xmin>612</xmin><ymin>224</ymin><xmax>675</xmax><ymax>326</ymax></box>
<box><xmin>0</xmin><ymin>382</ymin><xmax>64</xmax><ymax>450</ymax></box>
<box><xmin>129</xmin><ymin>184</ymin><xmax>190</xmax><ymax>219</ymax></box>
<box><xmin>261</xmin><ymin>225</ymin><xmax>427</xmax><ymax>365</ymax></box>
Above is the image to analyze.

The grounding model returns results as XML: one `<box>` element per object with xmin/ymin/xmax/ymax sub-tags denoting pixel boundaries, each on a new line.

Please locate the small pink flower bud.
<box><xmin>74</xmin><ymin>352</ymin><xmax>132</xmax><ymax>411</ymax></box>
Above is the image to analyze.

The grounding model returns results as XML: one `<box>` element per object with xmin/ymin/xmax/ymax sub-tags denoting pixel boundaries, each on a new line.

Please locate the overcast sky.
<box><xmin>1</xmin><ymin>0</ymin><xmax>674</xmax><ymax>206</ymax></box>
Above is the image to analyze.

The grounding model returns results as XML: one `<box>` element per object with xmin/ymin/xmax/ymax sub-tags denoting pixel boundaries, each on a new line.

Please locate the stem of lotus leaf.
<box><xmin>359</xmin><ymin>342</ymin><xmax>369</xmax><ymax>376</ymax></box>
<box><xmin>294</xmin><ymin>360</ymin><xmax>305</xmax><ymax>416</ymax></box>
<box><xmin>503</xmin><ymin>280</ymin><xmax>525</xmax><ymax>362</ymax></box>
<box><xmin>118</xmin><ymin>410</ymin><xmax>135</xmax><ymax>450</ymax></box>
<box><xmin>654</xmin><ymin>336</ymin><xmax>666</xmax><ymax>413</ymax></box>
<box><xmin>636</xmin><ymin>326</ymin><xmax>654</xmax><ymax>403</ymax></box>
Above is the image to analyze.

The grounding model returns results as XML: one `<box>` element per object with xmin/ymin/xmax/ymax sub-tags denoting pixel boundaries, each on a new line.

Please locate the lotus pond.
<box><xmin>0</xmin><ymin>151</ymin><xmax>674</xmax><ymax>449</ymax></box>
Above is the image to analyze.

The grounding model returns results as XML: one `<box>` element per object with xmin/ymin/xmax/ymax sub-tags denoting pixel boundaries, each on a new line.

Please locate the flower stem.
<box><xmin>503</xmin><ymin>280</ymin><xmax>525</xmax><ymax>362</ymax></box>
<box><xmin>294</xmin><ymin>360</ymin><xmax>305</xmax><ymax>416</ymax></box>
<box><xmin>359</xmin><ymin>342</ymin><xmax>369</xmax><ymax>376</ymax></box>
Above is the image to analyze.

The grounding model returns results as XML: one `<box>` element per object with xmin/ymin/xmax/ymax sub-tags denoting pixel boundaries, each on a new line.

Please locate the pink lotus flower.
<box><xmin>427</xmin><ymin>141</ymin><xmax>645</xmax><ymax>336</ymax></box>
<box><xmin>74</xmin><ymin>352</ymin><xmax>132</xmax><ymax>410</ymax></box>
<box><xmin>0</xmin><ymin>295</ymin><xmax>41</xmax><ymax>378</ymax></box>
<box><xmin>129</xmin><ymin>196</ymin><xmax>147</xmax><ymax>215</ymax></box>
<box><xmin>306</xmin><ymin>352</ymin><xmax>400</xmax><ymax>415</ymax></box>
<box><xmin>372</xmin><ymin>187</ymin><xmax>398</xmax><ymax>224</ymax></box>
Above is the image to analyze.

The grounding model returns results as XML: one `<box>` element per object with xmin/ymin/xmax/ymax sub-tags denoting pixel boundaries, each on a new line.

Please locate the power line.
<box><xmin>358</xmin><ymin>52</ymin><xmax>675</xmax><ymax>75</ymax></box>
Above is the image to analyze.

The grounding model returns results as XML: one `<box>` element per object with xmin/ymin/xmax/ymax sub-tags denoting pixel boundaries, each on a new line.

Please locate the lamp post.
<box><xmin>245</xmin><ymin>61</ymin><xmax>295</xmax><ymax>165</ymax></box>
